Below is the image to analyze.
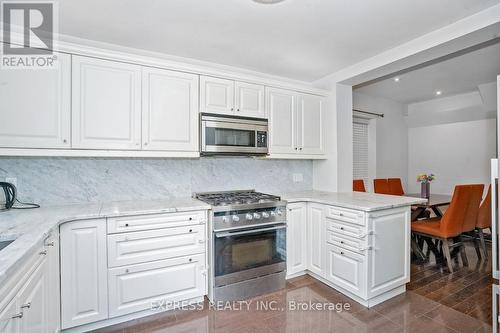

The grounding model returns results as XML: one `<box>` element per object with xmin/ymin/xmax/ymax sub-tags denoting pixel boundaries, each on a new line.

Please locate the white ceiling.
<box><xmin>354</xmin><ymin>41</ymin><xmax>500</xmax><ymax>104</ymax></box>
<box><xmin>58</xmin><ymin>0</ymin><xmax>500</xmax><ymax>82</ymax></box>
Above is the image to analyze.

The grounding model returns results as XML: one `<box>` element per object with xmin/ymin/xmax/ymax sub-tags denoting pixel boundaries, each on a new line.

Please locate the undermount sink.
<box><xmin>0</xmin><ymin>239</ymin><xmax>15</xmax><ymax>251</ymax></box>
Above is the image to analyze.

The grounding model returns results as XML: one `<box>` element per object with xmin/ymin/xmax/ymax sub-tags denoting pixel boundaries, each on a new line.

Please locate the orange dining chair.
<box><xmin>353</xmin><ymin>179</ymin><xmax>366</xmax><ymax>192</ymax></box>
<box><xmin>373</xmin><ymin>179</ymin><xmax>390</xmax><ymax>194</ymax></box>
<box><xmin>388</xmin><ymin>178</ymin><xmax>405</xmax><ymax>196</ymax></box>
<box><xmin>411</xmin><ymin>184</ymin><xmax>484</xmax><ymax>272</ymax></box>
<box><xmin>475</xmin><ymin>184</ymin><xmax>491</xmax><ymax>259</ymax></box>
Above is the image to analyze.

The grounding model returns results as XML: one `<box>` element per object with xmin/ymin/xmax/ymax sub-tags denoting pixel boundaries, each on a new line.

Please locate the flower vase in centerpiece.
<box><xmin>417</xmin><ymin>173</ymin><xmax>435</xmax><ymax>199</ymax></box>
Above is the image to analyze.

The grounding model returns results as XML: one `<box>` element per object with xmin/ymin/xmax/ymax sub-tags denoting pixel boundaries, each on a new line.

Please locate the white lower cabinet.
<box><xmin>286</xmin><ymin>202</ymin><xmax>307</xmax><ymax>277</ymax></box>
<box><xmin>60</xmin><ymin>210</ymin><xmax>208</xmax><ymax>330</ymax></box>
<box><xmin>0</xmin><ymin>233</ymin><xmax>59</xmax><ymax>333</ymax></box>
<box><xmin>60</xmin><ymin>219</ymin><xmax>109</xmax><ymax>329</ymax></box>
<box><xmin>286</xmin><ymin>203</ymin><xmax>410</xmax><ymax>307</ymax></box>
<box><xmin>325</xmin><ymin>244</ymin><xmax>366</xmax><ymax>297</ymax></box>
<box><xmin>108</xmin><ymin>254</ymin><xmax>206</xmax><ymax>318</ymax></box>
<box><xmin>307</xmin><ymin>203</ymin><xmax>325</xmax><ymax>277</ymax></box>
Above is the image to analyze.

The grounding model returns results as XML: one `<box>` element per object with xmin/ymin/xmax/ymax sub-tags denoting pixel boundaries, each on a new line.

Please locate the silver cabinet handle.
<box><xmin>39</xmin><ymin>250</ymin><xmax>47</xmax><ymax>255</ymax></box>
<box><xmin>12</xmin><ymin>312</ymin><xmax>23</xmax><ymax>319</ymax></box>
<box><xmin>45</xmin><ymin>241</ymin><xmax>55</xmax><ymax>247</ymax></box>
<box><xmin>20</xmin><ymin>302</ymin><xmax>31</xmax><ymax>309</ymax></box>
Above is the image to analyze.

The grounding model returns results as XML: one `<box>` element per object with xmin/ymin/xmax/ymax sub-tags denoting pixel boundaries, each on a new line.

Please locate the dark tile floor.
<box><xmin>93</xmin><ymin>242</ymin><xmax>494</xmax><ymax>333</ymax></box>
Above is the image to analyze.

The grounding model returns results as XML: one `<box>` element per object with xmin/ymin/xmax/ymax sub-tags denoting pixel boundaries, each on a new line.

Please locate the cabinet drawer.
<box><xmin>108</xmin><ymin>254</ymin><xmax>206</xmax><ymax>318</ymax></box>
<box><xmin>325</xmin><ymin>207</ymin><xmax>364</xmax><ymax>226</ymax></box>
<box><xmin>107</xmin><ymin>211</ymin><xmax>206</xmax><ymax>234</ymax></box>
<box><xmin>326</xmin><ymin>232</ymin><xmax>369</xmax><ymax>254</ymax></box>
<box><xmin>108</xmin><ymin>225</ymin><xmax>206</xmax><ymax>267</ymax></box>
<box><xmin>326</xmin><ymin>218</ymin><xmax>366</xmax><ymax>239</ymax></box>
<box><xmin>325</xmin><ymin>244</ymin><xmax>366</xmax><ymax>297</ymax></box>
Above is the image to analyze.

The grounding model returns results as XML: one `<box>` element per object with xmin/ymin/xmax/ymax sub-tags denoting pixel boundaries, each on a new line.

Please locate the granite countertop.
<box><xmin>281</xmin><ymin>190</ymin><xmax>428</xmax><ymax>212</ymax></box>
<box><xmin>0</xmin><ymin>197</ymin><xmax>211</xmax><ymax>286</ymax></box>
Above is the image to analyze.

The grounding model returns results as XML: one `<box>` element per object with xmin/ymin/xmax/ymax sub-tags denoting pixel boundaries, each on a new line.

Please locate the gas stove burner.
<box><xmin>193</xmin><ymin>190</ymin><xmax>281</xmax><ymax>208</ymax></box>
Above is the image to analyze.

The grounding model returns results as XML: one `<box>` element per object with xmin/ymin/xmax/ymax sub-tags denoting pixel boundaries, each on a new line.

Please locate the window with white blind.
<box><xmin>353</xmin><ymin>119</ymin><xmax>369</xmax><ymax>187</ymax></box>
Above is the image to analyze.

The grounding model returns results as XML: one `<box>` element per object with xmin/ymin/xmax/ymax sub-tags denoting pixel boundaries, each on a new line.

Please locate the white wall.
<box><xmin>407</xmin><ymin>89</ymin><xmax>497</xmax><ymax>194</ymax></box>
<box><xmin>353</xmin><ymin>92</ymin><xmax>409</xmax><ymax>191</ymax></box>
<box><xmin>408</xmin><ymin>119</ymin><xmax>496</xmax><ymax>194</ymax></box>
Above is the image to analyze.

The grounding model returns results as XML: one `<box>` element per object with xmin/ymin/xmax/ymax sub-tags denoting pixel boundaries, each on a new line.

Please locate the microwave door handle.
<box><xmin>215</xmin><ymin>225</ymin><xmax>287</xmax><ymax>238</ymax></box>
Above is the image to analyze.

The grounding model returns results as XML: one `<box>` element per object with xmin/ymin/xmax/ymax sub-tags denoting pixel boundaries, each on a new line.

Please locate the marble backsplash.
<box><xmin>0</xmin><ymin>157</ymin><xmax>313</xmax><ymax>205</ymax></box>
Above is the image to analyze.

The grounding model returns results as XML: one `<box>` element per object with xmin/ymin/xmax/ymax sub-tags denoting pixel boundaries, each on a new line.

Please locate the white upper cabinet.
<box><xmin>200</xmin><ymin>76</ymin><xmax>266</xmax><ymax>119</ymax></box>
<box><xmin>72</xmin><ymin>55</ymin><xmax>142</xmax><ymax>150</ymax></box>
<box><xmin>200</xmin><ymin>76</ymin><xmax>234</xmax><ymax>115</ymax></box>
<box><xmin>297</xmin><ymin>94</ymin><xmax>325</xmax><ymax>155</ymax></box>
<box><xmin>268</xmin><ymin>88</ymin><xmax>325</xmax><ymax>157</ymax></box>
<box><xmin>234</xmin><ymin>82</ymin><xmax>265</xmax><ymax>118</ymax></box>
<box><xmin>142</xmin><ymin>67</ymin><xmax>199</xmax><ymax>151</ymax></box>
<box><xmin>267</xmin><ymin>87</ymin><xmax>296</xmax><ymax>154</ymax></box>
<box><xmin>0</xmin><ymin>52</ymin><xmax>71</xmax><ymax>149</ymax></box>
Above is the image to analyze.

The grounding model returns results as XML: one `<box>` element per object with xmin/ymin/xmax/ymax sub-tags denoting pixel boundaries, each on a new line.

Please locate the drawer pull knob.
<box><xmin>189</xmin><ymin>217</ymin><xmax>193</xmax><ymax>221</ymax></box>
<box><xmin>189</xmin><ymin>258</ymin><xmax>193</xmax><ymax>262</ymax></box>
<box><xmin>20</xmin><ymin>302</ymin><xmax>31</xmax><ymax>309</ymax></box>
<box><xmin>189</xmin><ymin>229</ymin><xmax>193</xmax><ymax>233</ymax></box>
<box><xmin>39</xmin><ymin>250</ymin><xmax>47</xmax><ymax>255</ymax></box>
<box><xmin>340</xmin><ymin>241</ymin><xmax>344</xmax><ymax>244</ymax></box>
<box><xmin>125</xmin><ymin>223</ymin><xmax>129</xmax><ymax>227</ymax></box>
<box><xmin>340</xmin><ymin>227</ymin><xmax>344</xmax><ymax>230</ymax></box>
<box><xmin>339</xmin><ymin>213</ymin><xmax>344</xmax><ymax>217</ymax></box>
<box><xmin>45</xmin><ymin>241</ymin><xmax>55</xmax><ymax>247</ymax></box>
<box><xmin>125</xmin><ymin>269</ymin><xmax>130</xmax><ymax>273</ymax></box>
<box><xmin>12</xmin><ymin>312</ymin><xmax>23</xmax><ymax>319</ymax></box>
<box><xmin>340</xmin><ymin>252</ymin><xmax>344</xmax><ymax>255</ymax></box>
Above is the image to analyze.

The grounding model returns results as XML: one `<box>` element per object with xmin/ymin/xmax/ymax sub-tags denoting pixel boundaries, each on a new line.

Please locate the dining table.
<box><xmin>406</xmin><ymin>193</ymin><xmax>452</xmax><ymax>221</ymax></box>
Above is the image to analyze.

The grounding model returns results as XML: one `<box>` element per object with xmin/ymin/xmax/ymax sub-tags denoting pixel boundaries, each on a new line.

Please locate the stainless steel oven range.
<box><xmin>193</xmin><ymin>190</ymin><xmax>287</xmax><ymax>301</ymax></box>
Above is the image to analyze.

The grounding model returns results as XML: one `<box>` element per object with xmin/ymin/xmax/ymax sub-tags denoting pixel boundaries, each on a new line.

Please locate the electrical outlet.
<box><xmin>292</xmin><ymin>173</ymin><xmax>303</xmax><ymax>183</ymax></box>
<box><xmin>5</xmin><ymin>177</ymin><xmax>17</xmax><ymax>188</ymax></box>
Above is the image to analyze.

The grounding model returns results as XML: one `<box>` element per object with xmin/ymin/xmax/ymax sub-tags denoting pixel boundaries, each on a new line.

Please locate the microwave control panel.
<box><xmin>257</xmin><ymin>131</ymin><xmax>267</xmax><ymax>147</ymax></box>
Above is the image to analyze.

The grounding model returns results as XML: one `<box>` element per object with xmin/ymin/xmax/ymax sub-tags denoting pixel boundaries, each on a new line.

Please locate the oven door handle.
<box><xmin>215</xmin><ymin>225</ymin><xmax>287</xmax><ymax>238</ymax></box>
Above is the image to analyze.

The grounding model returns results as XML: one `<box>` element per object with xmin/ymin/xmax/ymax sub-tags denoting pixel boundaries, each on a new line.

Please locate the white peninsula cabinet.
<box><xmin>60</xmin><ymin>210</ymin><xmax>208</xmax><ymax>331</ymax></box>
<box><xmin>0</xmin><ymin>52</ymin><xmax>71</xmax><ymax>149</ymax></box>
<box><xmin>286</xmin><ymin>200</ymin><xmax>411</xmax><ymax>307</ymax></box>
<box><xmin>200</xmin><ymin>76</ymin><xmax>266</xmax><ymax>118</ymax></box>
<box><xmin>267</xmin><ymin>88</ymin><xmax>325</xmax><ymax>158</ymax></box>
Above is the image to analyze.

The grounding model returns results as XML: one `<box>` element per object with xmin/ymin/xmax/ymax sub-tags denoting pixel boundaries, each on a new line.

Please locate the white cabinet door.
<box><xmin>307</xmin><ymin>203</ymin><xmax>325</xmax><ymax>277</ymax></box>
<box><xmin>0</xmin><ymin>52</ymin><xmax>71</xmax><ymax>149</ymax></box>
<box><xmin>234</xmin><ymin>82</ymin><xmax>265</xmax><ymax>118</ymax></box>
<box><xmin>267</xmin><ymin>88</ymin><xmax>297</xmax><ymax>154</ymax></box>
<box><xmin>0</xmin><ymin>299</ymin><xmax>19</xmax><ymax>333</ymax></box>
<box><xmin>200</xmin><ymin>76</ymin><xmax>234</xmax><ymax>115</ymax></box>
<box><xmin>297</xmin><ymin>94</ymin><xmax>325</xmax><ymax>155</ymax></box>
<box><xmin>108</xmin><ymin>254</ymin><xmax>206</xmax><ymax>318</ymax></box>
<box><xmin>325</xmin><ymin>244</ymin><xmax>366</xmax><ymax>298</ymax></box>
<box><xmin>60</xmin><ymin>219</ymin><xmax>108</xmax><ymax>329</ymax></box>
<box><xmin>367</xmin><ymin>208</ymin><xmax>410</xmax><ymax>298</ymax></box>
<box><xmin>286</xmin><ymin>202</ymin><xmax>307</xmax><ymax>276</ymax></box>
<box><xmin>142</xmin><ymin>67</ymin><xmax>199</xmax><ymax>151</ymax></box>
<box><xmin>72</xmin><ymin>55</ymin><xmax>142</xmax><ymax>150</ymax></box>
<box><xmin>17</xmin><ymin>260</ymin><xmax>48</xmax><ymax>333</ymax></box>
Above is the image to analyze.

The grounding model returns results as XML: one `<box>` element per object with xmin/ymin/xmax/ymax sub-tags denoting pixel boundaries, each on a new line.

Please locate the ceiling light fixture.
<box><xmin>252</xmin><ymin>0</ymin><xmax>286</xmax><ymax>4</ymax></box>
<box><xmin>435</xmin><ymin>90</ymin><xmax>442</xmax><ymax>96</ymax></box>
<box><xmin>393</xmin><ymin>77</ymin><xmax>400</xmax><ymax>82</ymax></box>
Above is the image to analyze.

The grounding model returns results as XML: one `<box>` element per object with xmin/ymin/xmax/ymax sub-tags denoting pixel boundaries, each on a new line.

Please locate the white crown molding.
<box><xmin>1</xmin><ymin>30</ymin><xmax>329</xmax><ymax>96</ymax></box>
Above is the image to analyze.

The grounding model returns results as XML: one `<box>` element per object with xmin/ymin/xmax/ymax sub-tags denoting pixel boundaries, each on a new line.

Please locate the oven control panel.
<box><xmin>213</xmin><ymin>206</ymin><xmax>286</xmax><ymax>231</ymax></box>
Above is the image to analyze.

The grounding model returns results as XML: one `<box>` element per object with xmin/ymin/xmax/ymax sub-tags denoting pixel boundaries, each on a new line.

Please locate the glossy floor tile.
<box><xmin>92</xmin><ymin>269</ymin><xmax>491</xmax><ymax>333</ymax></box>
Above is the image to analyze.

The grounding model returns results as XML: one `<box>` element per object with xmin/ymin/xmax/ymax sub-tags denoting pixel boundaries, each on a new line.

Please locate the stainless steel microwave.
<box><xmin>200</xmin><ymin>113</ymin><xmax>268</xmax><ymax>156</ymax></box>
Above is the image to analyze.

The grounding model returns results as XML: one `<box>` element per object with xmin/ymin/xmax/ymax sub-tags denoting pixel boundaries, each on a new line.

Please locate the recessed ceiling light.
<box><xmin>393</xmin><ymin>77</ymin><xmax>400</xmax><ymax>82</ymax></box>
<box><xmin>252</xmin><ymin>0</ymin><xmax>286</xmax><ymax>4</ymax></box>
<box><xmin>435</xmin><ymin>90</ymin><xmax>442</xmax><ymax>96</ymax></box>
